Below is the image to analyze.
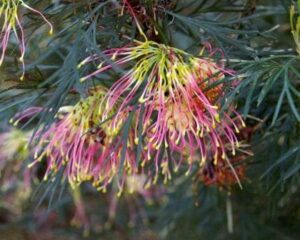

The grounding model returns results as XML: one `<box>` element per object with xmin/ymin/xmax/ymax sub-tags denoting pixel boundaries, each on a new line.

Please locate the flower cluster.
<box><xmin>28</xmin><ymin>38</ymin><xmax>245</xmax><ymax>194</ymax></box>
<box><xmin>78</xmin><ymin>40</ymin><xmax>245</xmax><ymax>190</ymax></box>
<box><xmin>0</xmin><ymin>0</ymin><xmax>53</xmax><ymax>80</ymax></box>
<box><xmin>31</xmin><ymin>87</ymin><xmax>137</xmax><ymax>194</ymax></box>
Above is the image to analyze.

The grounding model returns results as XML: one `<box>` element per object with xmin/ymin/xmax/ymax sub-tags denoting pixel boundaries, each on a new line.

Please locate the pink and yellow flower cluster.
<box><xmin>0</xmin><ymin>0</ymin><xmax>52</xmax><ymax>79</ymax></box>
<box><xmin>31</xmin><ymin>87</ymin><xmax>136</xmax><ymax>193</ymax></box>
<box><xmin>33</xmin><ymin>40</ymin><xmax>245</xmax><ymax>195</ymax></box>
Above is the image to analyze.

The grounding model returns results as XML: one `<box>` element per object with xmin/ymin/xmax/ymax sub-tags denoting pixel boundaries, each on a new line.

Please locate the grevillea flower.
<box><xmin>31</xmin><ymin>87</ymin><xmax>136</xmax><ymax>194</ymax></box>
<box><xmin>79</xmin><ymin>40</ymin><xmax>245</xmax><ymax>184</ymax></box>
<box><xmin>0</xmin><ymin>0</ymin><xmax>53</xmax><ymax>80</ymax></box>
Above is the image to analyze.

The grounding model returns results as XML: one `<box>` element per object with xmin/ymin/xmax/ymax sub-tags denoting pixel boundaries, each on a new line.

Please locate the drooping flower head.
<box><xmin>0</xmin><ymin>0</ymin><xmax>53</xmax><ymax>80</ymax></box>
<box><xmin>79</xmin><ymin>40</ymin><xmax>245</xmax><ymax>184</ymax></box>
<box><xmin>30</xmin><ymin>87</ymin><xmax>136</xmax><ymax>194</ymax></box>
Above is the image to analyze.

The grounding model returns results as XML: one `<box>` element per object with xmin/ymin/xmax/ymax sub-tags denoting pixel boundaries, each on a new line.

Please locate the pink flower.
<box><xmin>0</xmin><ymin>0</ymin><xmax>53</xmax><ymax>80</ymax></box>
<box><xmin>31</xmin><ymin>87</ymin><xmax>136</xmax><ymax>195</ymax></box>
<box><xmin>79</xmin><ymin>40</ymin><xmax>245</xmax><ymax>184</ymax></box>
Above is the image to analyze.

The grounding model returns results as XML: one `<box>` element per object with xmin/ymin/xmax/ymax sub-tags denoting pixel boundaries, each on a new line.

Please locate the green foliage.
<box><xmin>0</xmin><ymin>0</ymin><xmax>299</xmax><ymax>239</ymax></box>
